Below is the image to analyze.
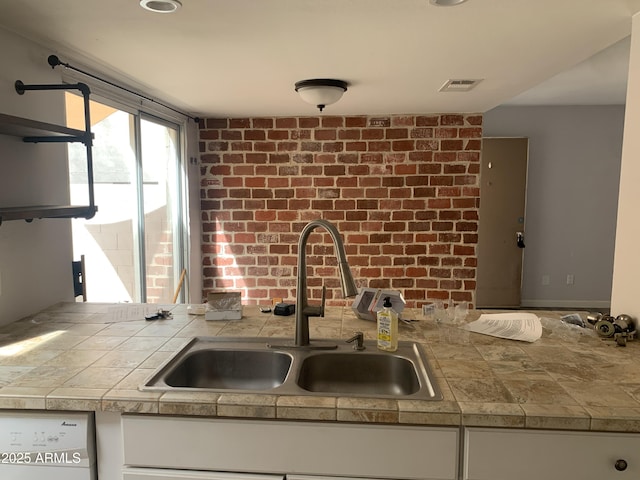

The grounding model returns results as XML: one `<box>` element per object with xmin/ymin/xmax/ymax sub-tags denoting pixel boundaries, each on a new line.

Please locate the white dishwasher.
<box><xmin>0</xmin><ymin>411</ymin><xmax>96</xmax><ymax>480</ymax></box>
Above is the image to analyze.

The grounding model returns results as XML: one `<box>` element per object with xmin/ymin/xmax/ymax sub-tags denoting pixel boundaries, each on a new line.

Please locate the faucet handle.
<box><xmin>305</xmin><ymin>285</ymin><xmax>327</xmax><ymax>318</ymax></box>
<box><xmin>320</xmin><ymin>284</ymin><xmax>326</xmax><ymax>318</ymax></box>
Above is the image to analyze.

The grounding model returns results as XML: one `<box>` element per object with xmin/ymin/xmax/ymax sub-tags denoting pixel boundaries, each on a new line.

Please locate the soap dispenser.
<box><xmin>377</xmin><ymin>296</ymin><xmax>398</xmax><ymax>352</ymax></box>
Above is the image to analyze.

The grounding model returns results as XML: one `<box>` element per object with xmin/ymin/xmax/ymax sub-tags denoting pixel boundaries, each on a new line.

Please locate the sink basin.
<box><xmin>142</xmin><ymin>338</ymin><xmax>294</xmax><ymax>393</ymax></box>
<box><xmin>296</xmin><ymin>352</ymin><xmax>420</xmax><ymax>396</ymax></box>
<box><xmin>141</xmin><ymin>337</ymin><xmax>441</xmax><ymax>400</ymax></box>
<box><xmin>164</xmin><ymin>349</ymin><xmax>292</xmax><ymax>390</ymax></box>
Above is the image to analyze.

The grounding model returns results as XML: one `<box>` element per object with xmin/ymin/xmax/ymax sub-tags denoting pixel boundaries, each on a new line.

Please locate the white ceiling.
<box><xmin>503</xmin><ymin>35</ymin><xmax>631</xmax><ymax>107</ymax></box>
<box><xmin>0</xmin><ymin>0</ymin><xmax>638</xmax><ymax>118</ymax></box>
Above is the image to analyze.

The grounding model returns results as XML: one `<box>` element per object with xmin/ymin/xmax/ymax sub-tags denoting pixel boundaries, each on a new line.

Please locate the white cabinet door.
<box><xmin>464</xmin><ymin>428</ymin><xmax>640</xmax><ymax>480</ymax></box>
<box><xmin>123</xmin><ymin>469</ymin><xmax>283</xmax><ymax>480</ymax></box>
<box><xmin>122</xmin><ymin>416</ymin><xmax>459</xmax><ymax>480</ymax></box>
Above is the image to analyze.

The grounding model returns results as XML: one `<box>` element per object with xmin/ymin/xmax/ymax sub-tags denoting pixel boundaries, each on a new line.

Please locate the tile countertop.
<box><xmin>1</xmin><ymin>302</ymin><xmax>640</xmax><ymax>433</ymax></box>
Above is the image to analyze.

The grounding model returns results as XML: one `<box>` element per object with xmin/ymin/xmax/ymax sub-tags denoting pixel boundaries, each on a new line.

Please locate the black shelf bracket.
<box><xmin>5</xmin><ymin>80</ymin><xmax>97</xmax><ymax>222</ymax></box>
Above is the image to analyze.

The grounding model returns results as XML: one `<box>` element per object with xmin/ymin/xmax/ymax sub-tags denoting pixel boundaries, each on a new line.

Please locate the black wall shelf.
<box><xmin>0</xmin><ymin>81</ymin><xmax>97</xmax><ymax>225</ymax></box>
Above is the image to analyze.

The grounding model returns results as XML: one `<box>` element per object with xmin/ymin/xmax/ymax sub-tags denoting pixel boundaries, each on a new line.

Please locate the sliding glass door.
<box><xmin>139</xmin><ymin>116</ymin><xmax>182</xmax><ymax>303</ymax></box>
<box><xmin>66</xmin><ymin>94</ymin><xmax>185</xmax><ymax>303</ymax></box>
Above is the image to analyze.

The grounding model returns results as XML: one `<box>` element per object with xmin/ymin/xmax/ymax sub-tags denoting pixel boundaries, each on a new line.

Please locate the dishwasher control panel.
<box><xmin>0</xmin><ymin>411</ymin><xmax>94</xmax><ymax>467</ymax></box>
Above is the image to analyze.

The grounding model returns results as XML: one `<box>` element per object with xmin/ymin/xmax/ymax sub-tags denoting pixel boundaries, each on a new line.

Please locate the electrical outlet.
<box><xmin>566</xmin><ymin>274</ymin><xmax>575</xmax><ymax>285</ymax></box>
<box><xmin>541</xmin><ymin>275</ymin><xmax>550</xmax><ymax>286</ymax></box>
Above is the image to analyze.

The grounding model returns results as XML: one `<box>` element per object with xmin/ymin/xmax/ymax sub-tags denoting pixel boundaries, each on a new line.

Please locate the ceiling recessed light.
<box><xmin>140</xmin><ymin>0</ymin><xmax>182</xmax><ymax>13</ymax></box>
<box><xmin>429</xmin><ymin>0</ymin><xmax>469</xmax><ymax>6</ymax></box>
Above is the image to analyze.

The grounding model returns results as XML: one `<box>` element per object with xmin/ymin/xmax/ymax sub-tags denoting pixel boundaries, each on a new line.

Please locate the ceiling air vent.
<box><xmin>439</xmin><ymin>79</ymin><xmax>483</xmax><ymax>92</ymax></box>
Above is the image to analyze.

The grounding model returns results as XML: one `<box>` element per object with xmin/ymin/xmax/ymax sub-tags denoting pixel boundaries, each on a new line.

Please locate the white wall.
<box><xmin>611</xmin><ymin>13</ymin><xmax>640</xmax><ymax>319</ymax></box>
<box><xmin>0</xmin><ymin>27</ymin><xmax>74</xmax><ymax>325</ymax></box>
<box><xmin>483</xmin><ymin>105</ymin><xmax>624</xmax><ymax>308</ymax></box>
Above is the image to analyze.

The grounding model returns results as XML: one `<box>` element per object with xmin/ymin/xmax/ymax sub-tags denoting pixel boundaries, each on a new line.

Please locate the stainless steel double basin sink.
<box><xmin>141</xmin><ymin>337</ymin><xmax>442</xmax><ymax>400</ymax></box>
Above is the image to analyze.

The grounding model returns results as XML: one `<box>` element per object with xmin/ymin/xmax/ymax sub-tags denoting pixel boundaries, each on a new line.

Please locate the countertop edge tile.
<box><xmin>45</xmin><ymin>387</ymin><xmax>108</xmax><ymax>412</ymax></box>
<box><xmin>102</xmin><ymin>389</ymin><xmax>161</xmax><ymax>414</ymax></box>
<box><xmin>0</xmin><ymin>386</ymin><xmax>54</xmax><ymax>410</ymax></box>
<box><xmin>216</xmin><ymin>393</ymin><xmax>277</xmax><ymax>419</ymax></box>
<box><xmin>459</xmin><ymin>402</ymin><xmax>526</xmax><ymax>428</ymax></box>
<box><xmin>336</xmin><ymin>397</ymin><xmax>399</xmax><ymax>423</ymax></box>
<box><xmin>585</xmin><ymin>406</ymin><xmax>640</xmax><ymax>433</ymax></box>
<box><xmin>397</xmin><ymin>399</ymin><xmax>461</xmax><ymax>426</ymax></box>
<box><xmin>276</xmin><ymin>395</ymin><xmax>337</xmax><ymax>421</ymax></box>
<box><xmin>521</xmin><ymin>403</ymin><xmax>591</xmax><ymax>431</ymax></box>
<box><xmin>158</xmin><ymin>391</ymin><xmax>219</xmax><ymax>416</ymax></box>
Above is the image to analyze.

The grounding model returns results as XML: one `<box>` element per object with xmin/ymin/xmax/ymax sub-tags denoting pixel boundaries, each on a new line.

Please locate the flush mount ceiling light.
<box><xmin>295</xmin><ymin>79</ymin><xmax>348</xmax><ymax>112</ymax></box>
<box><xmin>140</xmin><ymin>0</ymin><xmax>182</xmax><ymax>13</ymax></box>
<box><xmin>429</xmin><ymin>0</ymin><xmax>468</xmax><ymax>6</ymax></box>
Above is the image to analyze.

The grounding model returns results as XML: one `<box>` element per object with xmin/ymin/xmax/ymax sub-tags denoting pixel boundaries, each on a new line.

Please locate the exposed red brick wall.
<box><xmin>199</xmin><ymin>114</ymin><xmax>482</xmax><ymax>309</ymax></box>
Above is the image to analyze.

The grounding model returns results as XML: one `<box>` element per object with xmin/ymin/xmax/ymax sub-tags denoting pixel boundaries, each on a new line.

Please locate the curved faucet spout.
<box><xmin>295</xmin><ymin>219</ymin><xmax>358</xmax><ymax>347</ymax></box>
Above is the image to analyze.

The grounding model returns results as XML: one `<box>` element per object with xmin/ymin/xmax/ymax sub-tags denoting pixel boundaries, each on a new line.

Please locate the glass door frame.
<box><xmin>136</xmin><ymin>112</ymin><xmax>187</xmax><ymax>303</ymax></box>
<box><xmin>67</xmin><ymin>90</ymin><xmax>189</xmax><ymax>304</ymax></box>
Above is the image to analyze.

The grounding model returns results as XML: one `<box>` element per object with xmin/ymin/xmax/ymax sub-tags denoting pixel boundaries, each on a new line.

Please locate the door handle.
<box><xmin>516</xmin><ymin>232</ymin><xmax>525</xmax><ymax>249</ymax></box>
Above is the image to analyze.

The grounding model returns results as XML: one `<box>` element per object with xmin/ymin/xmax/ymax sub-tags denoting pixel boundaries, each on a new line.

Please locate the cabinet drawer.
<box><xmin>122</xmin><ymin>416</ymin><xmax>459</xmax><ymax>480</ymax></box>
<box><xmin>464</xmin><ymin>427</ymin><xmax>640</xmax><ymax>480</ymax></box>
